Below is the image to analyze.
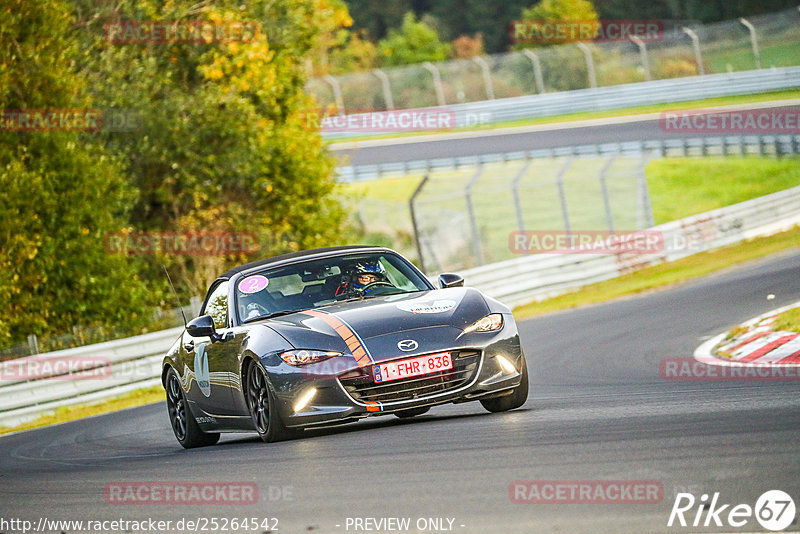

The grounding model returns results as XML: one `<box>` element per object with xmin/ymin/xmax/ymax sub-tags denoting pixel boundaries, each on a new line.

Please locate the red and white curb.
<box><xmin>694</xmin><ymin>301</ymin><xmax>800</xmax><ymax>367</ymax></box>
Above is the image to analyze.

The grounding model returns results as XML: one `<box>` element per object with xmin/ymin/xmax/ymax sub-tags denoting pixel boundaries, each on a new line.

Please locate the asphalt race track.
<box><xmin>332</xmin><ymin>103</ymin><xmax>800</xmax><ymax>167</ymax></box>
<box><xmin>1</xmin><ymin>250</ymin><xmax>800</xmax><ymax>533</ymax></box>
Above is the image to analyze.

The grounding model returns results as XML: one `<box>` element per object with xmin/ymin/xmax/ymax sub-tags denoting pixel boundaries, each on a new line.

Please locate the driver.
<box><xmin>336</xmin><ymin>260</ymin><xmax>392</xmax><ymax>297</ymax></box>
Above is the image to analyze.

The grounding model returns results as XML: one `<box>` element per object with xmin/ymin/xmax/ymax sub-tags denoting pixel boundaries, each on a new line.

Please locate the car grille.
<box><xmin>339</xmin><ymin>350</ymin><xmax>481</xmax><ymax>404</ymax></box>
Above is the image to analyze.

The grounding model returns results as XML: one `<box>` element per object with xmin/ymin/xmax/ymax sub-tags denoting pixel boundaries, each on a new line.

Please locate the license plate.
<box><xmin>372</xmin><ymin>352</ymin><xmax>453</xmax><ymax>383</ymax></box>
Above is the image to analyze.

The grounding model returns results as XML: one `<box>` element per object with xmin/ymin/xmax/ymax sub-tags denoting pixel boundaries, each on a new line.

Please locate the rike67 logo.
<box><xmin>668</xmin><ymin>490</ymin><xmax>796</xmax><ymax>531</ymax></box>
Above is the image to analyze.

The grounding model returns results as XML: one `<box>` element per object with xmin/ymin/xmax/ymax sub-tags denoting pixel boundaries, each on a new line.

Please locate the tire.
<box><xmin>245</xmin><ymin>362</ymin><xmax>299</xmax><ymax>443</ymax></box>
<box><xmin>394</xmin><ymin>406</ymin><xmax>431</xmax><ymax>419</ymax></box>
<box><xmin>165</xmin><ymin>368</ymin><xmax>220</xmax><ymax>449</ymax></box>
<box><xmin>480</xmin><ymin>356</ymin><xmax>529</xmax><ymax>413</ymax></box>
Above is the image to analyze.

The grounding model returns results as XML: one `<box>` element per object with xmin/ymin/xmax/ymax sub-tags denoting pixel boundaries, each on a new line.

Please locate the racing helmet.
<box><xmin>350</xmin><ymin>260</ymin><xmax>386</xmax><ymax>289</ymax></box>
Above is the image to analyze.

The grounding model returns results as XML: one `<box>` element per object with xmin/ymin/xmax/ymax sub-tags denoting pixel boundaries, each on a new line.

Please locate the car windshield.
<box><xmin>235</xmin><ymin>252</ymin><xmax>430</xmax><ymax>323</ymax></box>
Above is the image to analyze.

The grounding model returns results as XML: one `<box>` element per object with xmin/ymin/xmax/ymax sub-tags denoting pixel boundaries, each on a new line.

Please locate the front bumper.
<box><xmin>262</xmin><ymin>328</ymin><xmax>524</xmax><ymax>428</ymax></box>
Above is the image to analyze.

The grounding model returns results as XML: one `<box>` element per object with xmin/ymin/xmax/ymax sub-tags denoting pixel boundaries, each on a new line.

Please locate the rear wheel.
<box><xmin>245</xmin><ymin>362</ymin><xmax>299</xmax><ymax>442</ymax></box>
<box><xmin>394</xmin><ymin>406</ymin><xmax>431</xmax><ymax>419</ymax></box>
<box><xmin>165</xmin><ymin>368</ymin><xmax>220</xmax><ymax>449</ymax></box>
<box><xmin>480</xmin><ymin>356</ymin><xmax>529</xmax><ymax>413</ymax></box>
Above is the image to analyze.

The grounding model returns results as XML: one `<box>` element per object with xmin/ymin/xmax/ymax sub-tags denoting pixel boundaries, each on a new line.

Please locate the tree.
<box><xmin>0</xmin><ymin>0</ymin><xmax>151</xmax><ymax>344</ymax></box>
<box><xmin>343</xmin><ymin>0</ymin><xmax>414</xmax><ymax>41</ymax></box>
<box><xmin>71</xmin><ymin>0</ymin><xmax>349</xmax><ymax>296</ymax></box>
<box><xmin>427</xmin><ymin>0</ymin><xmax>532</xmax><ymax>54</ymax></box>
<box><xmin>451</xmin><ymin>33</ymin><xmax>485</xmax><ymax>59</ymax></box>
<box><xmin>378</xmin><ymin>12</ymin><xmax>451</xmax><ymax>67</ymax></box>
<box><xmin>514</xmin><ymin>0</ymin><xmax>599</xmax><ymax>48</ymax></box>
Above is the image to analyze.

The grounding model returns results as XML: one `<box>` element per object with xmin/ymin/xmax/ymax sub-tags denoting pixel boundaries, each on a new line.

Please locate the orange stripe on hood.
<box><xmin>299</xmin><ymin>309</ymin><xmax>374</xmax><ymax>368</ymax></box>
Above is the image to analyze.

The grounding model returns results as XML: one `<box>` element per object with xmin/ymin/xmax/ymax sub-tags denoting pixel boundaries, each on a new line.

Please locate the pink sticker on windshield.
<box><xmin>239</xmin><ymin>275</ymin><xmax>269</xmax><ymax>294</ymax></box>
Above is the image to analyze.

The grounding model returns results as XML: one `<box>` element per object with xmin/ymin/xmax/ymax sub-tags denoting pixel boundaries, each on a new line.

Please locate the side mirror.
<box><xmin>186</xmin><ymin>314</ymin><xmax>217</xmax><ymax>339</ymax></box>
<box><xmin>438</xmin><ymin>273</ymin><xmax>464</xmax><ymax>289</ymax></box>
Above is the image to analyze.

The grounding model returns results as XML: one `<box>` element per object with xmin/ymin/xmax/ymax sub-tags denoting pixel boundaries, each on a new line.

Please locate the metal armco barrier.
<box><xmin>338</xmin><ymin>133</ymin><xmax>800</xmax><ymax>182</ymax></box>
<box><xmin>325</xmin><ymin>67</ymin><xmax>800</xmax><ymax>141</ymax></box>
<box><xmin>0</xmin><ymin>327</ymin><xmax>181</xmax><ymax>428</ymax></box>
<box><xmin>3</xmin><ymin>185</ymin><xmax>800</xmax><ymax>427</ymax></box>
<box><xmin>460</xmin><ymin>184</ymin><xmax>800</xmax><ymax>307</ymax></box>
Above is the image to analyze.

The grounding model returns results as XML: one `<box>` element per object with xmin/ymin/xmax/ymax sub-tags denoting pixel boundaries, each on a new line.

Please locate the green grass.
<box><xmin>342</xmin><ymin>156</ymin><xmax>800</xmax><ymax>267</ymax></box>
<box><xmin>648</xmin><ymin>157</ymin><xmax>800</xmax><ymax>224</ymax></box>
<box><xmin>329</xmin><ymin>89</ymin><xmax>800</xmax><ymax>144</ymax></box>
<box><xmin>772</xmin><ymin>306</ymin><xmax>800</xmax><ymax>333</ymax></box>
<box><xmin>0</xmin><ymin>385</ymin><xmax>165</xmax><ymax>436</ymax></box>
<box><xmin>512</xmin><ymin>225</ymin><xmax>800</xmax><ymax>319</ymax></box>
<box><xmin>708</xmin><ymin>42</ymin><xmax>800</xmax><ymax>74</ymax></box>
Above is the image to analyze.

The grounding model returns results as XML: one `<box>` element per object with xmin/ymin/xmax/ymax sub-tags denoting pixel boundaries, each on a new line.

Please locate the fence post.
<box><xmin>576</xmin><ymin>42</ymin><xmax>597</xmax><ymax>88</ymax></box>
<box><xmin>682</xmin><ymin>27</ymin><xmax>705</xmax><ymax>76</ymax></box>
<box><xmin>555</xmin><ymin>157</ymin><xmax>574</xmax><ymax>234</ymax></box>
<box><xmin>512</xmin><ymin>160</ymin><xmax>533</xmax><ymax>232</ymax></box>
<box><xmin>473</xmin><ymin>56</ymin><xmax>495</xmax><ymax>100</ymax></box>
<box><xmin>27</xmin><ymin>334</ymin><xmax>39</xmax><ymax>355</ymax></box>
<box><xmin>422</xmin><ymin>62</ymin><xmax>446</xmax><ymax>107</ymax></box>
<box><xmin>598</xmin><ymin>155</ymin><xmax>617</xmax><ymax>233</ymax></box>
<box><xmin>629</xmin><ymin>35</ymin><xmax>651</xmax><ymax>81</ymax></box>
<box><xmin>409</xmin><ymin>174</ymin><xmax>430</xmax><ymax>273</ymax></box>
<box><xmin>636</xmin><ymin>152</ymin><xmax>655</xmax><ymax>229</ymax></box>
<box><xmin>371</xmin><ymin>69</ymin><xmax>395</xmax><ymax>110</ymax></box>
<box><xmin>323</xmin><ymin>74</ymin><xmax>345</xmax><ymax>113</ymax></box>
<box><xmin>465</xmin><ymin>166</ymin><xmax>486</xmax><ymax>266</ymax></box>
<box><xmin>522</xmin><ymin>50</ymin><xmax>545</xmax><ymax>94</ymax></box>
<box><xmin>738</xmin><ymin>18</ymin><xmax>762</xmax><ymax>70</ymax></box>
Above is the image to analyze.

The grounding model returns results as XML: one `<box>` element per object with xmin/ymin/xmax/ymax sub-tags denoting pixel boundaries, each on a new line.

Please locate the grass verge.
<box><xmin>772</xmin><ymin>307</ymin><xmax>800</xmax><ymax>333</ymax></box>
<box><xmin>512</xmin><ymin>225</ymin><xmax>800</xmax><ymax>320</ymax></box>
<box><xmin>0</xmin><ymin>385</ymin><xmax>165</xmax><ymax>436</ymax></box>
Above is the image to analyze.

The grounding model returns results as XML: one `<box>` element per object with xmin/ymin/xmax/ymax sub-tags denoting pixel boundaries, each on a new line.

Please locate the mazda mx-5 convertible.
<box><xmin>162</xmin><ymin>246</ymin><xmax>528</xmax><ymax>448</ymax></box>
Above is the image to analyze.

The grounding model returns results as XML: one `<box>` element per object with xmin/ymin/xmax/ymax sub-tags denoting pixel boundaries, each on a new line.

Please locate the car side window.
<box><xmin>203</xmin><ymin>281</ymin><xmax>229</xmax><ymax>329</ymax></box>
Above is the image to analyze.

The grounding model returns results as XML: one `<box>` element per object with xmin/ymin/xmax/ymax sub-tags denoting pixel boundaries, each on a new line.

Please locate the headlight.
<box><xmin>463</xmin><ymin>313</ymin><xmax>504</xmax><ymax>333</ymax></box>
<box><xmin>279</xmin><ymin>349</ymin><xmax>341</xmax><ymax>366</ymax></box>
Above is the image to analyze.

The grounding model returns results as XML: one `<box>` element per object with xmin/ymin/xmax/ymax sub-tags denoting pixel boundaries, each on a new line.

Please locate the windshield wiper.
<box><xmin>244</xmin><ymin>309</ymin><xmax>301</xmax><ymax>323</ymax></box>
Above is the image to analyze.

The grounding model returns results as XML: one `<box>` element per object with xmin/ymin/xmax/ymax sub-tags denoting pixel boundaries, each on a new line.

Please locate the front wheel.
<box><xmin>480</xmin><ymin>356</ymin><xmax>529</xmax><ymax>413</ymax></box>
<box><xmin>165</xmin><ymin>368</ymin><xmax>220</xmax><ymax>449</ymax></box>
<box><xmin>245</xmin><ymin>362</ymin><xmax>299</xmax><ymax>443</ymax></box>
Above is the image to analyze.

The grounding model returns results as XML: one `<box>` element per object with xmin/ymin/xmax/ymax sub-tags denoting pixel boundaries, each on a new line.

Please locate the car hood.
<box><xmin>255</xmin><ymin>287</ymin><xmax>490</xmax><ymax>361</ymax></box>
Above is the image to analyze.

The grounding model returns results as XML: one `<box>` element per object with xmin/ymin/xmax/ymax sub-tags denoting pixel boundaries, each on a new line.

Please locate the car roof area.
<box><xmin>218</xmin><ymin>245</ymin><xmax>389</xmax><ymax>279</ymax></box>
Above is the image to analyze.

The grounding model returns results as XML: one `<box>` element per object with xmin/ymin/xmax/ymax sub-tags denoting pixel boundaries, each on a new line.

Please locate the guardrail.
<box><xmin>461</xmin><ymin>184</ymin><xmax>800</xmax><ymax>307</ymax></box>
<box><xmin>0</xmin><ymin>328</ymin><xmax>181</xmax><ymax>428</ymax></box>
<box><xmin>338</xmin><ymin>133</ymin><xmax>800</xmax><ymax>182</ymax></box>
<box><xmin>3</xmin><ymin>183</ymin><xmax>800</xmax><ymax>427</ymax></box>
<box><xmin>324</xmin><ymin>66</ymin><xmax>800</xmax><ymax>141</ymax></box>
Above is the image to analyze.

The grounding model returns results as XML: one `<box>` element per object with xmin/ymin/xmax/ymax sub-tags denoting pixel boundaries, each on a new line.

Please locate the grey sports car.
<box><xmin>162</xmin><ymin>246</ymin><xmax>528</xmax><ymax>448</ymax></box>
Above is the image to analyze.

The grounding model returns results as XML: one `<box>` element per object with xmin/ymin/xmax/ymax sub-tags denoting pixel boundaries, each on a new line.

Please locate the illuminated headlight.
<box><xmin>279</xmin><ymin>349</ymin><xmax>341</xmax><ymax>366</ymax></box>
<box><xmin>463</xmin><ymin>313</ymin><xmax>504</xmax><ymax>334</ymax></box>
